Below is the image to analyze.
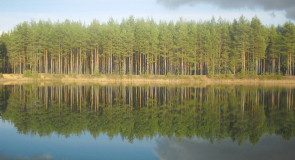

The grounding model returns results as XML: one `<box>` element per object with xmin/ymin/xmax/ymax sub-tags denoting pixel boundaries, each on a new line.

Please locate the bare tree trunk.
<box><xmin>264</xmin><ymin>58</ymin><xmax>265</xmax><ymax>74</ymax></box>
<box><xmin>290</xmin><ymin>52</ymin><xmax>292</xmax><ymax>76</ymax></box>
<box><xmin>80</xmin><ymin>47</ymin><xmax>82</xmax><ymax>74</ymax></box>
<box><xmin>76</xmin><ymin>48</ymin><xmax>79</xmax><ymax>74</ymax></box>
<box><xmin>123</xmin><ymin>56</ymin><xmax>126</xmax><ymax>74</ymax></box>
<box><xmin>164</xmin><ymin>51</ymin><xmax>167</xmax><ymax>75</ymax></box>
<box><xmin>200</xmin><ymin>57</ymin><xmax>203</xmax><ymax>75</ymax></box>
<box><xmin>94</xmin><ymin>48</ymin><xmax>97</xmax><ymax>72</ymax></box>
<box><xmin>20</xmin><ymin>57</ymin><xmax>22</xmax><ymax>74</ymax></box>
<box><xmin>147</xmin><ymin>54</ymin><xmax>149</xmax><ymax>74</ymax></box>
<box><xmin>129</xmin><ymin>48</ymin><xmax>133</xmax><ymax>74</ymax></box>
<box><xmin>256</xmin><ymin>59</ymin><xmax>258</xmax><ymax>74</ymax></box>
<box><xmin>272</xmin><ymin>57</ymin><xmax>275</xmax><ymax>74</ymax></box>
<box><xmin>279</xmin><ymin>53</ymin><xmax>281</xmax><ymax>74</ymax></box>
<box><xmin>50</xmin><ymin>58</ymin><xmax>53</xmax><ymax>74</ymax></box>
<box><xmin>97</xmin><ymin>48</ymin><xmax>99</xmax><ymax>72</ymax></box>
<box><xmin>139</xmin><ymin>51</ymin><xmax>141</xmax><ymax>75</ymax></box>
<box><xmin>23</xmin><ymin>48</ymin><xmax>26</xmax><ymax>73</ymax></box>
<box><xmin>91</xmin><ymin>49</ymin><xmax>93</xmax><ymax>74</ymax></box>
<box><xmin>110</xmin><ymin>47</ymin><xmax>113</xmax><ymax>74</ymax></box>
<box><xmin>242</xmin><ymin>41</ymin><xmax>245</xmax><ymax>72</ymax></box>
<box><xmin>181</xmin><ymin>49</ymin><xmax>184</xmax><ymax>75</ymax></box>
<box><xmin>70</xmin><ymin>48</ymin><xmax>73</xmax><ymax>74</ymax></box>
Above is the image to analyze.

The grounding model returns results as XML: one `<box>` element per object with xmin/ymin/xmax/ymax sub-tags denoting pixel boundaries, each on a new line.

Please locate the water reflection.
<box><xmin>155</xmin><ymin>136</ymin><xmax>295</xmax><ymax>160</ymax></box>
<box><xmin>0</xmin><ymin>154</ymin><xmax>52</xmax><ymax>160</ymax></box>
<box><xmin>0</xmin><ymin>120</ymin><xmax>157</xmax><ymax>160</ymax></box>
<box><xmin>0</xmin><ymin>84</ymin><xmax>294</xmax><ymax>144</ymax></box>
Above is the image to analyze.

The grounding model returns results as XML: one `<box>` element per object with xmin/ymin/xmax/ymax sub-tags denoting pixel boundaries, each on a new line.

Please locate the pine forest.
<box><xmin>0</xmin><ymin>16</ymin><xmax>295</xmax><ymax>76</ymax></box>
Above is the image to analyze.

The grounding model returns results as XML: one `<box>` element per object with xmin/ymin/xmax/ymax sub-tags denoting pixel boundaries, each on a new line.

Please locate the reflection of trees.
<box><xmin>0</xmin><ymin>85</ymin><xmax>295</xmax><ymax>144</ymax></box>
<box><xmin>0</xmin><ymin>86</ymin><xmax>10</xmax><ymax>114</ymax></box>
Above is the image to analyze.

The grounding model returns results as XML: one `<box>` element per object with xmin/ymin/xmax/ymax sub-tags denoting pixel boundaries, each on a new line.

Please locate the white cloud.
<box><xmin>158</xmin><ymin>0</ymin><xmax>295</xmax><ymax>19</ymax></box>
<box><xmin>0</xmin><ymin>0</ymin><xmax>292</xmax><ymax>32</ymax></box>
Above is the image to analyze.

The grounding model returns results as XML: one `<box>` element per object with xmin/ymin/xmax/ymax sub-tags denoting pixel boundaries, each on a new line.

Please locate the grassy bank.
<box><xmin>0</xmin><ymin>73</ymin><xmax>295</xmax><ymax>87</ymax></box>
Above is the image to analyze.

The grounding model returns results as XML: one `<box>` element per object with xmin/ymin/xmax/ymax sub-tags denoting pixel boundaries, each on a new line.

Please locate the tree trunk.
<box><xmin>256</xmin><ymin>59</ymin><xmax>258</xmax><ymax>74</ymax></box>
<box><xmin>123</xmin><ymin>56</ymin><xmax>126</xmax><ymax>74</ymax></box>
<box><xmin>23</xmin><ymin>48</ymin><xmax>26</xmax><ymax>73</ymax></box>
<box><xmin>278</xmin><ymin>53</ymin><xmax>281</xmax><ymax>74</ymax></box>
<box><xmin>290</xmin><ymin>52</ymin><xmax>292</xmax><ymax>76</ymax></box>
<box><xmin>200</xmin><ymin>59</ymin><xmax>203</xmax><ymax>75</ymax></box>
<box><xmin>272</xmin><ymin>57</ymin><xmax>275</xmax><ymax>74</ymax></box>
<box><xmin>164</xmin><ymin>52</ymin><xmax>167</xmax><ymax>75</ymax></box>
<box><xmin>263</xmin><ymin>58</ymin><xmax>265</xmax><ymax>74</ymax></box>
<box><xmin>181</xmin><ymin>49</ymin><xmax>184</xmax><ymax>75</ymax></box>
<box><xmin>110</xmin><ymin>47</ymin><xmax>113</xmax><ymax>74</ymax></box>
<box><xmin>97</xmin><ymin>48</ymin><xmax>99</xmax><ymax>72</ymax></box>
<box><xmin>19</xmin><ymin>58</ymin><xmax>22</xmax><ymax>74</ymax></box>
<box><xmin>129</xmin><ymin>48</ymin><xmax>133</xmax><ymax>75</ymax></box>
<box><xmin>80</xmin><ymin>47</ymin><xmax>82</xmax><ymax>74</ymax></box>
<box><xmin>242</xmin><ymin>41</ymin><xmax>245</xmax><ymax>72</ymax></box>
<box><xmin>58</xmin><ymin>44</ymin><xmax>61</xmax><ymax>74</ymax></box>
<box><xmin>76</xmin><ymin>49</ymin><xmax>78</xmax><ymax>74</ymax></box>
<box><xmin>44</xmin><ymin>49</ymin><xmax>46</xmax><ymax>73</ymax></box>
<box><xmin>50</xmin><ymin>58</ymin><xmax>53</xmax><ymax>74</ymax></box>
<box><xmin>147</xmin><ymin>54</ymin><xmax>149</xmax><ymax>74</ymax></box>
<box><xmin>91</xmin><ymin>49</ymin><xmax>93</xmax><ymax>74</ymax></box>
<box><xmin>70</xmin><ymin>48</ymin><xmax>73</xmax><ymax>74</ymax></box>
<box><xmin>139</xmin><ymin>51</ymin><xmax>141</xmax><ymax>75</ymax></box>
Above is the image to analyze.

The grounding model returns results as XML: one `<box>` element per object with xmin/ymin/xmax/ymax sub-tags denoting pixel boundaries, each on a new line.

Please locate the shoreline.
<box><xmin>1</xmin><ymin>73</ymin><xmax>295</xmax><ymax>87</ymax></box>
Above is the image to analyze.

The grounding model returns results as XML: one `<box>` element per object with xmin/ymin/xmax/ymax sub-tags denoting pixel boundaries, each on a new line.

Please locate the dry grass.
<box><xmin>1</xmin><ymin>73</ymin><xmax>295</xmax><ymax>87</ymax></box>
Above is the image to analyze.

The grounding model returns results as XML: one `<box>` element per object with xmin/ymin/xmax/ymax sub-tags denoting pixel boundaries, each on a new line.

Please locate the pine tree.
<box><xmin>0</xmin><ymin>17</ymin><xmax>294</xmax><ymax>76</ymax></box>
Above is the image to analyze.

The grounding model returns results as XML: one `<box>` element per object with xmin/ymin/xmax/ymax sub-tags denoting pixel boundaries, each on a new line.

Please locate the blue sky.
<box><xmin>0</xmin><ymin>0</ymin><xmax>293</xmax><ymax>33</ymax></box>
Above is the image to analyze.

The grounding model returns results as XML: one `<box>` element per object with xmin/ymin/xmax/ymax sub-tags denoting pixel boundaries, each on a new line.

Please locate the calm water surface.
<box><xmin>0</xmin><ymin>84</ymin><xmax>295</xmax><ymax>160</ymax></box>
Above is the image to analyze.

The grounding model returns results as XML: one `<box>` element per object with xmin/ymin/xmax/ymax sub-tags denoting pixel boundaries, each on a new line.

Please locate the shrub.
<box><xmin>120</xmin><ymin>70</ymin><xmax>125</xmax><ymax>78</ymax></box>
<box><xmin>142</xmin><ymin>72</ymin><xmax>149</xmax><ymax>78</ymax></box>
<box><xmin>207</xmin><ymin>71</ymin><xmax>214</xmax><ymax>78</ymax></box>
<box><xmin>92</xmin><ymin>70</ymin><xmax>101</xmax><ymax>77</ymax></box>
<box><xmin>179</xmin><ymin>75</ymin><xmax>190</xmax><ymax>79</ymax></box>
<box><xmin>162</xmin><ymin>72</ymin><xmax>172</xmax><ymax>79</ymax></box>
<box><xmin>237</xmin><ymin>70</ymin><xmax>245</xmax><ymax>79</ymax></box>
<box><xmin>275</xmin><ymin>73</ymin><xmax>283</xmax><ymax>80</ymax></box>
<box><xmin>23</xmin><ymin>70</ymin><xmax>32</xmax><ymax>77</ymax></box>
<box><xmin>207</xmin><ymin>73</ymin><xmax>235</xmax><ymax>79</ymax></box>
<box><xmin>72</xmin><ymin>72</ymin><xmax>77</xmax><ymax>78</ymax></box>
<box><xmin>68</xmin><ymin>72</ymin><xmax>77</xmax><ymax>77</ymax></box>
<box><xmin>260</xmin><ymin>73</ymin><xmax>283</xmax><ymax>80</ymax></box>
<box><xmin>193</xmin><ymin>75</ymin><xmax>201</xmax><ymax>80</ymax></box>
<box><xmin>23</xmin><ymin>70</ymin><xmax>40</xmax><ymax>78</ymax></box>
<box><xmin>237</xmin><ymin>71</ymin><xmax>257</xmax><ymax>79</ymax></box>
<box><xmin>32</xmin><ymin>72</ymin><xmax>40</xmax><ymax>78</ymax></box>
<box><xmin>53</xmin><ymin>74</ymin><xmax>65</xmax><ymax>79</ymax></box>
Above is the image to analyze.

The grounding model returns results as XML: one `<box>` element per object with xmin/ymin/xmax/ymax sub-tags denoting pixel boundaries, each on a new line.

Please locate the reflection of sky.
<box><xmin>0</xmin><ymin>120</ymin><xmax>158</xmax><ymax>160</ymax></box>
<box><xmin>2</xmin><ymin>119</ymin><xmax>295</xmax><ymax>160</ymax></box>
<box><xmin>155</xmin><ymin>136</ymin><xmax>295</xmax><ymax>160</ymax></box>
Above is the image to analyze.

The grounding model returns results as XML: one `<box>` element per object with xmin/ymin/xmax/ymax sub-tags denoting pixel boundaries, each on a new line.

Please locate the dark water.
<box><xmin>0</xmin><ymin>84</ymin><xmax>295</xmax><ymax>160</ymax></box>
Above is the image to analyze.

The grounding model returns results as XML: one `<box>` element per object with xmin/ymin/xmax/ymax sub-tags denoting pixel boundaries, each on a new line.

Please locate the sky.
<box><xmin>0</xmin><ymin>0</ymin><xmax>294</xmax><ymax>34</ymax></box>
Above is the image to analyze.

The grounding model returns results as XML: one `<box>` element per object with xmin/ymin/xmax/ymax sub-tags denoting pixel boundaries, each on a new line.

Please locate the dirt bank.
<box><xmin>1</xmin><ymin>74</ymin><xmax>295</xmax><ymax>87</ymax></box>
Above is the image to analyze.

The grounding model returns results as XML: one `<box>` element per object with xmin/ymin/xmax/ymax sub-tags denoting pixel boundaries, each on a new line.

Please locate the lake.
<box><xmin>0</xmin><ymin>84</ymin><xmax>295</xmax><ymax>160</ymax></box>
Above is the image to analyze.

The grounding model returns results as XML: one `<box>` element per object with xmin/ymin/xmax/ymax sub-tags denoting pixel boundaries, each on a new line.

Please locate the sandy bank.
<box><xmin>1</xmin><ymin>74</ymin><xmax>295</xmax><ymax>87</ymax></box>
